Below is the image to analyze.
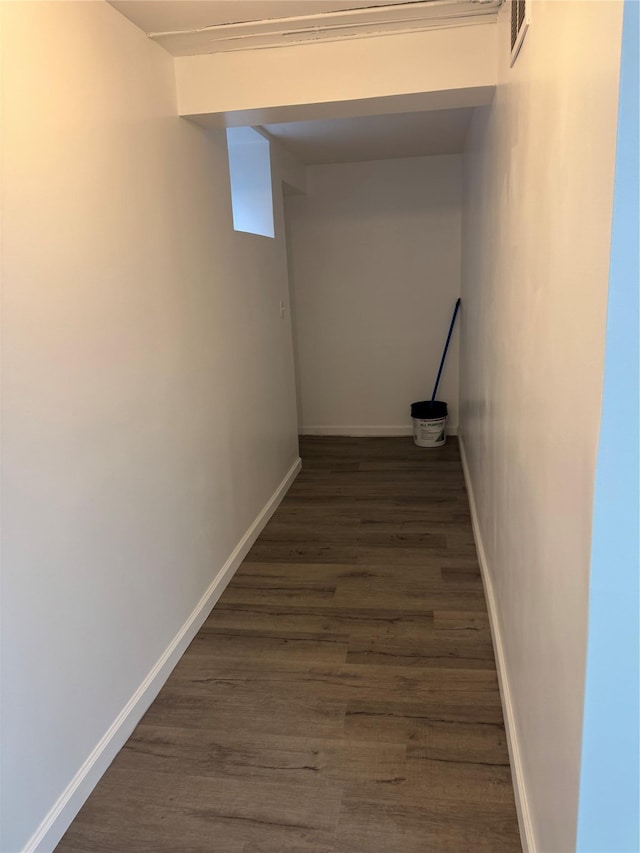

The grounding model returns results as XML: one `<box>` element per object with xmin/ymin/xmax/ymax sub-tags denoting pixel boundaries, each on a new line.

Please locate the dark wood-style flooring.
<box><xmin>57</xmin><ymin>437</ymin><xmax>521</xmax><ymax>852</ymax></box>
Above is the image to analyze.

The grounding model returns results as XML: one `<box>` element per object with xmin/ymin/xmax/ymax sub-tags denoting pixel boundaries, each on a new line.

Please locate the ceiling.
<box><xmin>108</xmin><ymin>2</ymin><xmax>484</xmax><ymax>164</ymax></box>
<box><xmin>109</xmin><ymin>1</ymin><xmax>413</xmax><ymax>34</ymax></box>
<box><xmin>110</xmin><ymin>1</ymin><xmax>501</xmax><ymax>55</ymax></box>
<box><xmin>262</xmin><ymin>108</ymin><xmax>474</xmax><ymax>165</ymax></box>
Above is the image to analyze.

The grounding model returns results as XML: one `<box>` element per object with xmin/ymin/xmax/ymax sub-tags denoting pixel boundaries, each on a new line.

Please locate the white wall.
<box><xmin>285</xmin><ymin>155</ymin><xmax>462</xmax><ymax>435</ymax></box>
<box><xmin>459</xmin><ymin>2</ymin><xmax>623</xmax><ymax>851</ymax></box>
<box><xmin>0</xmin><ymin>3</ymin><xmax>299</xmax><ymax>850</ymax></box>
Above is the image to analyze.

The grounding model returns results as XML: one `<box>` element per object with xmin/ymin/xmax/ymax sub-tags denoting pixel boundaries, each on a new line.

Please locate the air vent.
<box><xmin>510</xmin><ymin>0</ymin><xmax>529</xmax><ymax>66</ymax></box>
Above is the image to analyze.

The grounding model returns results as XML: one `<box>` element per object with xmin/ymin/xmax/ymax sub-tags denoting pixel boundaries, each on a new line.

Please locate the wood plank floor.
<box><xmin>57</xmin><ymin>437</ymin><xmax>521</xmax><ymax>853</ymax></box>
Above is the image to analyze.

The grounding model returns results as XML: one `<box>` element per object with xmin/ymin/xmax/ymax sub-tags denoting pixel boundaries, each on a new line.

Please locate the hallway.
<box><xmin>57</xmin><ymin>438</ymin><xmax>521</xmax><ymax>852</ymax></box>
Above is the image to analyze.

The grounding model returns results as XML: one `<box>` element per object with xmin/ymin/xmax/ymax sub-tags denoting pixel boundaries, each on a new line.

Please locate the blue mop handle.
<box><xmin>431</xmin><ymin>298</ymin><xmax>461</xmax><ymax>403</ymax></box>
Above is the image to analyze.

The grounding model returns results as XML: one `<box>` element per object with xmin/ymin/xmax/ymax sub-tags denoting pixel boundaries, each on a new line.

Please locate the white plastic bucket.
<box><xmin>412</xmin><ymin>415</ymin><xmax>447</xmax><ymax>448</ymax></box>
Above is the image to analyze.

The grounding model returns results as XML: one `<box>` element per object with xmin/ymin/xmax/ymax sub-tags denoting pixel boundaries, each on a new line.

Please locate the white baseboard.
<box><xmin>458</xmin><ymin>435</ymin><xmax>536</xmax><ymax>853</ymax></box>
<box><xmin>300</xmin><ymin>425</ymin><xmax>459</xmax><ymax>437</ymax></box>
<box><xmin>24</xmin><ymin>457</ymin><xmax>302</xmax><ymax>853</ymax></box>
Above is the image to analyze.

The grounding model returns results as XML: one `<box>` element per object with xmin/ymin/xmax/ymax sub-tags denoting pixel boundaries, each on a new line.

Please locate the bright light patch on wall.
<box><xmin>226</xmin><ymin>127</ymin><xmax>275</xmax><ymax>238</ymax></box>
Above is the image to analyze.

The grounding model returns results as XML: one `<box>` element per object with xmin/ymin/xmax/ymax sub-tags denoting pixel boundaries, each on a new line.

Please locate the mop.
<box><xmin>410</xmin><ymin>297</ymin><xmax>461</xmax><ymax>448</ymax></box>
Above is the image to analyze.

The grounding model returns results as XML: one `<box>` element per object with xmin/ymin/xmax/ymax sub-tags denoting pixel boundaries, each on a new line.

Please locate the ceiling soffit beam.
<box><xmin>151</xmin><ymin>0</ymin><xmax>502</xmax><ymax>56</ymax></box>
<box><xmin>175</xmin><ymin>23</ymin><xmax>497</xmax><ymax>128</ymax></box>
<box><xmin>184</xmin><ymin>88</ymin><xmax>496</xmax><ymax>131</ymax></box>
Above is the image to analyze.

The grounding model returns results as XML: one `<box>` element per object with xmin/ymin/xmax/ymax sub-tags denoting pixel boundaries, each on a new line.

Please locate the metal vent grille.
<box><xmin>510</xmin><ymin>0</ymin><xmax>529</xmax><ymax>65</ymax></box>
